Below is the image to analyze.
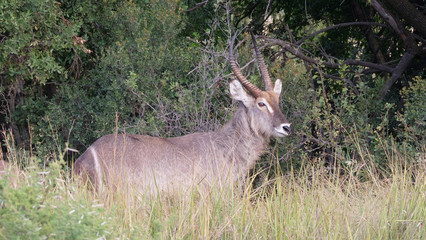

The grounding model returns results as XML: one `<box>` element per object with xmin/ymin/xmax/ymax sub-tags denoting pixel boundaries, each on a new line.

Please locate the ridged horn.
<box><xmin>229</xmin><ymin>33</ymin><xmax>263</xmax><ymax>97</ymax></box>
<box><xmin>250</xmin><ymin>32</ymin><xmax>273</xmax><ymax>91</ymax></box>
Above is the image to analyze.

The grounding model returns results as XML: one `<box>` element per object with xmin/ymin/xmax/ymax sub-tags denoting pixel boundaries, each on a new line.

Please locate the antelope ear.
<box><xmin>274</xmin><ymin>79</ymin><xmax>282</xmax><ymax>96</ymax></box>
<box><xmin>229</xmin><ymin>80</ymin><xmax>254</xmax><ymax>106</ymax></box>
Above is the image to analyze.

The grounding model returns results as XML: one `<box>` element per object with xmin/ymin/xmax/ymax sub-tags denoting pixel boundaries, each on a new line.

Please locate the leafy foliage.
<box><xmin>0</xmin><ymin>0</ymin><xmax>82</xmax><ymax>146</ymax></box>
<box><xmin>2</xmin><ymin>0</ymin><xmax>207</xmax><ymax>156</ymax></box>
<box><xmin>0</xmin><ymin>0</ymin><xmax>79</xmax><ymax>85</ymax></box>
<box><xmin>0</xmin><ymin>162</ymin><xmax>113</xmax><ymax>239</ymax></box>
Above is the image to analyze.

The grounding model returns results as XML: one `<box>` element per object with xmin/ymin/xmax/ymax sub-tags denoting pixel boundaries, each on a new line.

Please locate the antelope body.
<box><xmin>74</xmin><ymin>35</ymin><xmax>291</xmax><ymax>195</ymax></box>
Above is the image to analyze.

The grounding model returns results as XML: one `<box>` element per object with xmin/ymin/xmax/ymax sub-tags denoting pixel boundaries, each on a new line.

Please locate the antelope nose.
<box><xmin>282</xmin><ymin>125</ymin><xmax>291</xmax><ymax>135</ymax></box>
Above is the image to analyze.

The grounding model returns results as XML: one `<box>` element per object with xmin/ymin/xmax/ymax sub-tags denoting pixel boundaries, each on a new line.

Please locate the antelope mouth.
<box><xmin>274</xmin><ymin>124</ymin><xmax>291</xmax><ymax>137</ymax></box>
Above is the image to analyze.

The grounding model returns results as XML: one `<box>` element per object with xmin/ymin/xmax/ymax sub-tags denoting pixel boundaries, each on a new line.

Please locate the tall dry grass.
<box><xmin>0</xmin><ymin>134</ymin><xmax>424</xmax><ymax>239</ymax></box>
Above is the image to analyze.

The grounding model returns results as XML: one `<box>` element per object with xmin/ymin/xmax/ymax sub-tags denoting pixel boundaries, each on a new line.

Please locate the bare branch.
<box><xmin>342</xmin><ymin>59</ymin><xmax>393</xmax><ymax>72</ymax></box>
<box><xmin>262</xmin><ymin>37</ymin><xmax>394</xmax><ymax>73</ymax></box>
<box><xmin>285</xmin><ymin>24</ymin><xmax>296</xmax><ymax>43</ymax></box>
<box><xmin>264</xmin><ymin>0</ymin><xmax>272</xmax><ymax>19</ymax></box>
<box><xmin>183</xmin><ymin>0</ymin><xmax>209</xmax><ymax>13</ymax></box>
<box><xmin>296</xmin><ymin>22</ymin><xmax>387</xmax><ymax>45</ymax></box>
<box><xmin>385</xmin><ymin>0</ymin><xmax>426</xmax><ymax>38</ymax></box>
<box><xmin>380</xmin><ymin>51</ymin><xmax>416</xmax><ymax>98</ymax></box>
<box><xmin>350</xmin><ymin>0</ymin><xmax>386</xmax><ymax>64</ymax></box>
<box><xmin>370</xmin><ymin>0</ymin><xmax>407</xmax><ymax>40</ymax></box>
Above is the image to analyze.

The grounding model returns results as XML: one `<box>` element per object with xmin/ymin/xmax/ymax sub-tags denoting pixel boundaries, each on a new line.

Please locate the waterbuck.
<box><xmin>74</xmin><ymin>34</ymin><xmax>291</xmax><ymax>195</ymax></box>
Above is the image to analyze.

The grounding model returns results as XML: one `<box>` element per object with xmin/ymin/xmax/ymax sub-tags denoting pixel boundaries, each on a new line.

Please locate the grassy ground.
<box><xmin>0</xmin><ymin>147</ymin><xmax>425</xmax><ymax>239</ymax></box>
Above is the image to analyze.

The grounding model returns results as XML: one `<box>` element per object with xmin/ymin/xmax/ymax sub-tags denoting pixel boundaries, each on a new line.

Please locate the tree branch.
<box><xmin>371</xmin><ymin>0</ymin><xmax>424</xmax><ymax>98</ymax></box>
<box><xmin>296</xmin><ymin>22</ymin><xmax>387</xmax><ymax>45</ymax></box>
<box><xmin>350</xmin><ymin>0</ymin><xmax>386</xmax><ymax>64</ymax></box>
<box><xmin>285</xmin><ymin>24</ymin><xmax>296</xmax><ymax>43</ymax></box>
<box><xmin>235</xmin><ymin>1</ymin><xmax>262</xmax><ymax>28</ymax></box>
<box><xmin>385</xmin><ymin>0</ymin><xmax>426</xmax><ymax>38</ymax></box>
<box><xmin>341</xmin><ymin>59</ymin><xmax>393</xmax><ymax>72</ymax></box>
<box><xmin>183</xmin><ymin>0</ymin><xmax>209</xmax><ymax>13</ymax></box>
<box><xmin>371</xmin><ymin>0</ymin><xmax>426</xmax><ymax>54</ymax></box>
<box><xmin>370</xmin><ymin>0</ymin><xmax>407</xmax><ymax>40</ymax></box>
<box><xmin>380</xmin><ymin>51</ymin><xmax>416</xmax><ymax>98</ymax></box>
<box><xmin>262</xmin><ymin>37</ymin><xmax>394</xmax><ymax>73</ymax></box>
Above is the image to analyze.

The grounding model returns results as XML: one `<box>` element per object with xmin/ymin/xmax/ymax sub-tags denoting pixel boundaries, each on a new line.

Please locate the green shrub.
<box><xmin>42</xmin><ymin>0</ymin><xmax>202</xmax><ymax>153</ymax></box>
<box><xmin>397</xmin><ymin>75</ymin><xmax>425</xmax><ymax>149</ymax></box>
<box><xmin>0</xmin><ymin>0</ymin><xmax>82</xmax><ymax>147</ymax></box>
<box><xmin>5</xmin><ymin>0</ymin><xmax>205</xmax><ymax>156</ymax></box>
<box><xmin>278</xmin><ymin>68</ymin><xmax>425</xmax><ymax>177</ymax></box>
<box><xmin>0</xmin><ymin>162</ymin><xmax>114</xmax><ymax>239</ymax></box>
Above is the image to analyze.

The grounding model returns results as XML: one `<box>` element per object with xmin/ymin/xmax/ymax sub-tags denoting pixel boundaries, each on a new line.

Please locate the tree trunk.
<box><xmin>385</xmin><ymin>0</ymin><xmax>426</xmax><ymax>38</ymax></box>
<box><xmin>350</xmin><ymin>0</ymin><xmax>386</xmax><ymax>64</ymax></box>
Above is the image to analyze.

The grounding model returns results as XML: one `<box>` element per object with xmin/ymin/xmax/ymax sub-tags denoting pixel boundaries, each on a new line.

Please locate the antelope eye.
<box><xmin>258</xmin><ymin>102</ymin><xmax>266</xmax><ymax>107</ymax></box>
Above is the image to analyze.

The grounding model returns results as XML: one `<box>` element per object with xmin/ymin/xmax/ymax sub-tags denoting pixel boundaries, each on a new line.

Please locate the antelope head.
<box><xmin>229</xmin><ymin>33</ymin><xmax>291</xmax><ymax>138</ymax></box>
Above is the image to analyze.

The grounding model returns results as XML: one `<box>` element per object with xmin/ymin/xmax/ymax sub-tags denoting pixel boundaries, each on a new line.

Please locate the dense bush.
<box><xmin>2</xmin><ymin>0</ymin><xmax>211</xmax><ymax>158</ymax></box>
<box><xmin>0</xmin><ymin>0</ymin><xmax>82</xmax><ymax>147</ymax></box>
<box><xmin>41</xmin><ymin>0</ymin><xmax>199</xmax><ymax>151</ymax></box>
